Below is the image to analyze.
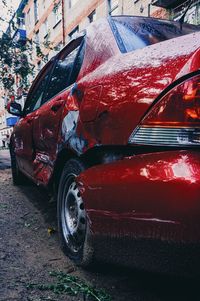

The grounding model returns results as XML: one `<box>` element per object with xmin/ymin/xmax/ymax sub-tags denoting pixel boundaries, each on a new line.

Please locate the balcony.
<box><xmin>151</xmin><ymin>0</ymin><xmax>187</xmax><ymax>9</ymax></box>
<box><xmin>13</xmin><ymin>28</ymin><xmax>26</xmax><ymax>47</ymax></box>
<box><xmin>6</xmin><ymin>117</ymin><xmax>19</xmax><ymax>127</ymax></box>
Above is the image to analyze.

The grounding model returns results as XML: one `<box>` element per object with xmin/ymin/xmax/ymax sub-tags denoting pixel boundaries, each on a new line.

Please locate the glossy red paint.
<box><xmin>11</xmin><ymin>18</ymin><xmax>200</xmax><ymax>187</ymax></box>
<box><xmin>32</xmin><ymin>93</ymin><xmax>67</xmax><ymax>183</ymax></box>
<box><xmin>176</xmin><ymin>48</ymin><xmax>200</xmax><ymax>80</ymax></box>
<box><xmin>13</xmin><ymin>113</ymin><xmax>35</xmax><ymax>176</ymax></box>
<box><xmin>78</xmin><ymin>18</ymin><xmax>120</xmax><ymax>79</ymax></box>
<box><xmin>9</xmin><ymin>16</ymin><xmax>200</xmax><ymax>268</ymax></box>
<box><xmin>77</xmin><ymin>150</ymin><xmax>200</xmax><ymax>243</ymax></box>
<box><xmin>78</xmin><ymin>30</ymin><xmax>200</xmax><ymax>147</ymax></box>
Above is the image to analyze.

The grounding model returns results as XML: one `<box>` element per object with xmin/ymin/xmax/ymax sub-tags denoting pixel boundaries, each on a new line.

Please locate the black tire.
<box><xmin>57</xmin><ymin>158</ymin><xmax>93</xmax><ymax>266</ymax></box>
<box><xmin>10</xmin><ymin>147</ymin><xmax>26</xmax><ymax>185</ymax></box>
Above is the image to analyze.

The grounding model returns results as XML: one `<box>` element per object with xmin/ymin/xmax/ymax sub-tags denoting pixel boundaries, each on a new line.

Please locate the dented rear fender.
<box><xmin>77</xmin><ymin>150</ymin><xmax>200</xmax><ymax>243</ymax></box>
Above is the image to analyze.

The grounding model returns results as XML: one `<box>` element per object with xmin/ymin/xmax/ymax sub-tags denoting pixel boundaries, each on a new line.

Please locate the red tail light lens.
<box><xmin>143</xmin><ymin>74</ymin><xmax>200</xmax><ymax>126</ymax></box>
<box><xmin>129</xmin><ymin>74</ymin><xmax>200</xmax><ymax>146</ymax></box>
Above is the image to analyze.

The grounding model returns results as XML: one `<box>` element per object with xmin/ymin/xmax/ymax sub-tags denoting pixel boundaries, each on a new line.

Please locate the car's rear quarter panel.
<box><xmin>77</xmin><ymin>150</ymin><xmax>200</xmax><ymax>243</ymax></box>
<box><xmin>78</xmin><ymin>31</ymin><xmax>200</xmax><ymax>147</ymax></box>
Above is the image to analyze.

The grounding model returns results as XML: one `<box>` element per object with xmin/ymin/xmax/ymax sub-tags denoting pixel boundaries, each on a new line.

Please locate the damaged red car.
<box><xmin>8</xmin><ymin>16</ymin><xmax>200</xmax><ymax>273</ymax></box>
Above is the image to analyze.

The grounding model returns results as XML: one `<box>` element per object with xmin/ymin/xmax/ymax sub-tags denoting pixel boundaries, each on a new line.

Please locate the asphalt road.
<box><xmin>0</xmin><ymin>150</ymin><xmax>200</xmax><ymax>301</ymax></box>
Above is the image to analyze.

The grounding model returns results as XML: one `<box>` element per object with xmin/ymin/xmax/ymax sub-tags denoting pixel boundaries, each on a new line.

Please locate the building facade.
<box><xmin>0</xmin><ymin>90</ymin><xmax>12</xmax><ymax>147</ymax></box>
<box><xmin>0</xmin><ymin>0</ymin><xmax>27</xmax><ymax>147</ymax></box>
<box><xmin>152</xmin><ymin>0</ymin><xmax>200</xmax><ymax>23</ymax></box>
<box><xmin>23</xmin><ymin>0</ymin><xmax>200</xmax><ymax>66</ymax></box>
<box><xmin>23</xmin><ymin>0</ymin><xmax>63</xmax><ymax>70</ymax></box>
<box><xmin>22</xmin><ymin>0</ymin><xmax>162</xmax><ymax>67</ymax></box>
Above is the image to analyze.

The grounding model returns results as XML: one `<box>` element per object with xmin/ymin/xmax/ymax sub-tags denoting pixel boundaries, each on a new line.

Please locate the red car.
<box><xmin>8</xmin><ymin>16</ymin><xmax>200</xmax><ymax>272</ymax></box>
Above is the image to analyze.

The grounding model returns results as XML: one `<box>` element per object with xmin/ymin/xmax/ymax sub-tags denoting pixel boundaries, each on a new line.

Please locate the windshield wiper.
<box><xmin>179</xmin><ymin>0</ymin><xmax>193</xmax><ymax>30</ymax></box>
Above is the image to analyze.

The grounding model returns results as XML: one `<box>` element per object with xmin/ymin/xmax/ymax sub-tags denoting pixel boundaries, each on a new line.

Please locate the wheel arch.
<box><xmin>51</xmin><ymin>148</ymin><xmax>76</xmax><ymax>193</ymax></box>
<box><xmin>51</xmin><ymin>144</ymin><xmax>137</xmax><ymax>193</ymax></box>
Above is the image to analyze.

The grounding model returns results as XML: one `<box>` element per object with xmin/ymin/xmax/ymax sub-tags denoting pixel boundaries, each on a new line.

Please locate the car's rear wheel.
<box><xmin>57</xmin><ymin>158</ymin><xmax>93</xmax><ymax>266</ymax></box>
<box><xmin>10</xmin><ymin>147</ymin><xmax>26</xmax><ymax>185</ymax></box>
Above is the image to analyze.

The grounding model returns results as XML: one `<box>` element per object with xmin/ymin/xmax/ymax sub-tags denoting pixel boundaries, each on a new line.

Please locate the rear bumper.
<box><xmin>77</xmin><ymin>150</ymin><xmax>200</xmax><ymax>243</ymax></box>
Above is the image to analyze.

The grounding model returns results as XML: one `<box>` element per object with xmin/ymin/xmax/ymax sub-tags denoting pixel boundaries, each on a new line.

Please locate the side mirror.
<box><xmin>7</xmin><ymin>102</ymin><xmax>23</xmax><ymax>117</ymax></box>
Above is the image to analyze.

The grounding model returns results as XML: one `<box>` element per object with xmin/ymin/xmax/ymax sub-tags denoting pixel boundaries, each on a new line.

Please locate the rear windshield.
<box><xmin>110</xmin><ymin>16</ymin><xmax>200</xmax><ymax>53</ymax></box>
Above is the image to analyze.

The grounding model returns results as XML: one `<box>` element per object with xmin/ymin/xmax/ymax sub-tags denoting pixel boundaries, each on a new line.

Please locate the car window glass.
<box><xmin>24</xmin><ymin>61</ymin><xmax>53</xmax><ymax>114</ymax></box>
<box><xmin>44</xmin><ymin>37</ymin><xmax>85</xmax><ymax>101</ymax></box>
<box><xmin>111</xmin><ymin>17</ymin><xmax>200</xmax><ymax>53</ymax></box>
<box><xmin>70</xmin><ymin>41</ymin><xmax>85</xmax><ymax>84</ymax></box>
<box><xmin>115</xmin><ymin>21</ymin><xmax>147</xmax><ymax>52</ymax></box>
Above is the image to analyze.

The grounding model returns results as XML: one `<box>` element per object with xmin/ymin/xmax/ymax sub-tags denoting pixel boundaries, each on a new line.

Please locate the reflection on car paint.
<box><xmin>77</xmin><ymin>151</ymin><xmax>200</xmax><ymax>242</ymax></box>
<box><xmin>62</xmin><ymin>111</ymin><xmax>79</xmax><ymax>142</ymax></box>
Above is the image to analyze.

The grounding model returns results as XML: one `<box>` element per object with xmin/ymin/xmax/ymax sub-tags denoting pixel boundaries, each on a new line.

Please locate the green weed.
<box><xmin>27</xmin><ymin>270</ymin><xmax>111</xmax><ymax>301</ymax></box>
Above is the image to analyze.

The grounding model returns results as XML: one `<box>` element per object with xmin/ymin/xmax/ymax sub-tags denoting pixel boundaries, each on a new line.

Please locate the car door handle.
<box><xmin>51</xmin><ymin>101</ymin><xmax>63</xmax><ymax>112</ymax></box>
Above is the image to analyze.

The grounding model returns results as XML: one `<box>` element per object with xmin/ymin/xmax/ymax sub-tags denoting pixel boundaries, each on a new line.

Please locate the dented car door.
<box><xmin>31</xmin><ymin>36</ymin><xmax>86</xmax><ymax>184</ymax></box>
<box><xmin>13</xmin><ymin>60</ymin><xmax>54</xmax><ymax>178</ymax></box>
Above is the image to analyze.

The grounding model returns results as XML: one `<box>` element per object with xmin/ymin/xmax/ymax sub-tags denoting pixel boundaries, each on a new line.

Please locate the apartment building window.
<box><xmin>69</xmin><ymin>26</ymin><xmax>79</xmax><ymax>40</ymax></box>
<box><xmin>44</xmin><ymin>54</ymin><xmax>49</xmax><ymax>63</ymax></box>
<box><xmin>35</xmin><ymin>31</ymin><xmax>40</xmax><ymax>59</ymax></box>
<box><xmin>54</xmin><ymin>41</ymin><xmax>63</xmax><ymax>52</ymax></box>
<box><xmin>88</xmin><ymin>10</ymin><xmax>96</xmax><ymax>23</ymax></box>
<box><xmin>44</xmin><ymin>18</ymin><xmax>49</xmax><ymax>38</ymax></box>
<box><xmin>53</xmin><ymin>1</ymin><xmax>62</xmax><ymax>27</ymax></box>
<box><xmin>17</xmin><ymin>16</ymin><xmax>25</xmax><ymax>28</ymax></box>
<box><xmin>34</xmin><ymin>0</ymin><xmax>39</xmax><ymax>24</ymax></box>
<box><xmin>35</xmin><ymin>30</ymin><xmax>40</xmax><ymax>45</ymax></box>
<box><xmin>69</xmin><ymin>0</ymin><xmax>79</xmax><ymax>8</ymax></box>
<box><xmin>108</xmin><ymin>0</ymin><xmax>119</xmax><ymax>15</ymax></box>
<box><xmin>27</xmin><ymin>9</ymin><xmax>31</xmax><ymax>27</ymax></box>
<box><xmin>37</xmin><ymin>60</ymin><xmax>42</xmax><ymax>72</ymax></box>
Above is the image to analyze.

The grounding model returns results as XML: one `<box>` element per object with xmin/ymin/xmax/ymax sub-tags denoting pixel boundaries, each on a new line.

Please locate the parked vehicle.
<box><xmin>8</xmin><ymin>16</ymin><xmax>200</xmax><ymax>273</ymax></box>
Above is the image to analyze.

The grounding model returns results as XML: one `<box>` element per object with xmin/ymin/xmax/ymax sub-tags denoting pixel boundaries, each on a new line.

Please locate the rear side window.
<box><xmin>44</xmin><ymin>36</ymin><xmax>85</xmax><ymax>101</ymax></box>
<box><xmin>23</xmin><ymin>61</ymin><xmax>53</xmax><ymax>114</ymax></box>
<box><xmin>110</xmin><ymin>16</ymin><xmax>200</xmax><ymax>53</ymax></box>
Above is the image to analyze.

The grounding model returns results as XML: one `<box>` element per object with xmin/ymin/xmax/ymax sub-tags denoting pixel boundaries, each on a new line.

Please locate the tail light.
<box><xmin>129</xmin><ymin>74</ymin><xmax>200</xmax><ymax>146</ymax></box>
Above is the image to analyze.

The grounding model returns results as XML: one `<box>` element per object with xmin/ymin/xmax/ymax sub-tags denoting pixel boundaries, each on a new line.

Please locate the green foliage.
<box><xmin>36</xmin><ymin>45</ymin><xmax>45</xmax><ymax>59</ymax></box>
<box><xmin>0</xmin><ymin>0</ymin><xmax>54</xmax><ymax>93</ymax></box>
<box><xmin>0</xmin><ymin>31</ymin><xmax>53</xmax><ymax>93</ymax></box>
<box><xmin>0</xmin><ymin>32</ymin><xmax>32</xmax><ymax>92</ymax></box>
<box><xmin>27</xmin><ymin>271</ymin><xmax>112</xmax><ymax>301</ymax></box>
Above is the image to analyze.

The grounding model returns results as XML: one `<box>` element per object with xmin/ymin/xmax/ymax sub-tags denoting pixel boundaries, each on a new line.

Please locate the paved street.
<box><xmin>0</xmin><ymin>150</ymin><xmax>199</xmax><ymax>301</ymax></box>
<box><xmin>0</xmin><ymin>149</ymin><xmax>11</xmax><ymax>170</ymax></box>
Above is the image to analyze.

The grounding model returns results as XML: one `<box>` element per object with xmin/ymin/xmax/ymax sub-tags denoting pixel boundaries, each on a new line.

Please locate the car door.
<box><xmin>31</xmin><ymin>36</ymin><xmax>86</xmax><ymax>184</ymax></box>
<box><xmin>13</xmin><ymin>60</ymin><xmax>54</xmax><ymax>177</ymax></box>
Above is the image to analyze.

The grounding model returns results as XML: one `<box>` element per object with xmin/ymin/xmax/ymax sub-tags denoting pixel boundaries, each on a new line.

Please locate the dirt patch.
<box><xmin>0</xmin><ymin>169</ymin><xmax>112</xmax><ymax>301</ymax></box>
<box><xmin>1</xmin><ymin>169</ymin><xmax>200</xmax><ymax>301</ymax></box>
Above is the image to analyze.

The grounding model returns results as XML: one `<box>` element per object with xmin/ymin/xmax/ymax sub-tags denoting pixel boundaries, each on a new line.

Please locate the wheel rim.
<box><xmin>61</xmin><ymin>175</ymin><xmax>86</xmax><ymax>253</ymax></box>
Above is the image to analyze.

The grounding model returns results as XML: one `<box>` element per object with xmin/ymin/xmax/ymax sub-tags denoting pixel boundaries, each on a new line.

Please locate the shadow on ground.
<box><xmin>15</xmin><ymin>180</ymin><xmax>200</xmax><ymax>301</ymax></box>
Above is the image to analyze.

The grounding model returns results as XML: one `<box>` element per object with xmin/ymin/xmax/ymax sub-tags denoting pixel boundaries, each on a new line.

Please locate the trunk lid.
<box><xmin>85</xmin><ymin>31</ymin><xmax>200</xmax><ymax>145</ymax></box>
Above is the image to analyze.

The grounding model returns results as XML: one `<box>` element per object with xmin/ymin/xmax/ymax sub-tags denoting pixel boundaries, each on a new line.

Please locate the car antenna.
<box><xmin>179</xmin><ymin>0</ymin><xmax>193</xmax><ymax>30</ymax></box>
